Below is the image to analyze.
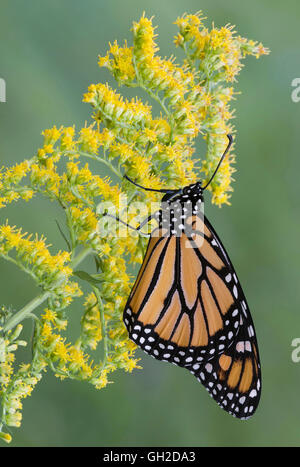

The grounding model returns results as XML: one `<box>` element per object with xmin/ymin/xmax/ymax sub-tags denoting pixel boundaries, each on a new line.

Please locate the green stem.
<box><xmin>1</xmin><ymin>244</ymin><xmax>92</xmax><ymax>333</ymax></box>
<box><xmin>64</xmin><ymin>150</ymin><xmax>123</xmax><ymax>180</ymax></box>
<box><xmin>92</xmin><ymin>286</ymin><xmax>108</xmax><ymax>370</ymax></box>
<box><xmin>0</xmin><ymin>254</ymin><xmax>37</xmax><ymax>282</ymax></box>
<box><xmin>3</xmin><ymin>291</ymin><xmax>51</xmax><ymax>333</ymax></box>
<box><xmin>71</xmin><ymin>247</ymin><xmax>93</xmax><ymax>269</ymax></box>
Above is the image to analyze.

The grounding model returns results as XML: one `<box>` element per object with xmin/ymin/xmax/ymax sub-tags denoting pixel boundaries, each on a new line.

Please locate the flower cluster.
<box><xmin>0</xmin><ymin>224</ymin><xmax>80</xmax><ymax>304</ymax></box>
<box><xmin>174</xmin><ymin>12</ymin><xmax>269</xmax><ymax>203</ymax></box>
<box><xmin>0</xmin><ymin>307</ymin><xmax>44</xmax><ymax>443</ymax></box>
<box><xmin>0</xmin><ymin>12</ymin><xmax>268</xmax><ymax>442</ymax></box>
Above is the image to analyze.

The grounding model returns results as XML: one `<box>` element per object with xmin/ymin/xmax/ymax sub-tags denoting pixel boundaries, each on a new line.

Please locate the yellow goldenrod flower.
<box><xmin>61</xmin><ymin>126</ymin><xmax>76</xmax><ymax>151</ymax></box>
<box><xmin>42</xmin><ymin>125</ymin><xmax>62</xmax><ymax>144</ymax></box>
<box><xmin>0</xmin><ymin>12</ymin><xmax>268</xmax><ymax>443</ymax></box>
<box><xmin>0</xmin><ymin>431</ymin><xmax>12</xmax><ymax>443</ymax></box>
<box><xmin>100</xmin><ymin>40</ymin><xmax>136</xmax><ymax>83</ymax></box>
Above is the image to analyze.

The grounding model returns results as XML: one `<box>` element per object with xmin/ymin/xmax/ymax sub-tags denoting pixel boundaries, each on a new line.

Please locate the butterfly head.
<box><xmin>182</xmin><ymin>181</ymin><xmax>203</xmax><ymax>198</ymax></box>
<box><xmin>161</xmin><ymin>181</ymin><xmax>204</xmax><ymax>205</ymax></box>
<box><xmin>179</xmin><ymin>182</ymin><xmax>204</xmax><ymax>207</ymax></box>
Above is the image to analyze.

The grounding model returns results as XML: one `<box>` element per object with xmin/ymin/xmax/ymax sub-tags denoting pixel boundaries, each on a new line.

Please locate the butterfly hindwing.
<box><xmin>193</xmin><ymin>310</ymin><xmax>261</xmax><ymax>419</ymax></box>
<box><xmin>183</xmin><ymin>214</ymin><xmax>261</xmax><ymax>418</ymax></box>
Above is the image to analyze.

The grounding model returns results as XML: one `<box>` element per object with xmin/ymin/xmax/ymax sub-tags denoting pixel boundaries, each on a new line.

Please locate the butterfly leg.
<box><xmin>102</xmin><ymin>212</ymin><xmax>159</xmax><ymax>237</ymax></box>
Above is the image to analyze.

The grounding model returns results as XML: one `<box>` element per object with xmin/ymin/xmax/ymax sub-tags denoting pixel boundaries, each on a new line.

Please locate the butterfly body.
<box><xmin>123</xmin><ymin>138</ymin><xmax>261</xmax><ymax>419</ymax></box>
<box><xmin>156</xmin><ymin>182</ymin><xmax>203</xmax><ymax>238</ymax></box>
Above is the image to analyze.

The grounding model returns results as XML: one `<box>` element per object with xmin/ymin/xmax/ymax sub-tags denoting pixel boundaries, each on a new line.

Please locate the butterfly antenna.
<box><xmin>124</xmin><ymin>174</ymin><xmax>173</xmax><ymax>193</ymax></box>
<box><xmin>202</xmin><ymin>134</ymin><xmax>233</xmax><ymax>190</ymax></box>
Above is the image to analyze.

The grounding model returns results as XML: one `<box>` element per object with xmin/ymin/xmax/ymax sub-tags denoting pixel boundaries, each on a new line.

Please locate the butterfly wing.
<box><xmin>194</xmin><ymin>312</ymin><xmax>261</xmax><ymax>419</ymax></box>
<box><xmin>123</xmin><ymin>214</ymin><xmax>261</xmax><ymax>418</ymax></box>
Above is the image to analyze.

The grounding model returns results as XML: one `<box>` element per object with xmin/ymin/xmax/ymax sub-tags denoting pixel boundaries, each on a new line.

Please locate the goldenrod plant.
<box><xmin>0</xmin><ymin>12</ymin><xmax>268</xmax><ymax>443</ymax></box>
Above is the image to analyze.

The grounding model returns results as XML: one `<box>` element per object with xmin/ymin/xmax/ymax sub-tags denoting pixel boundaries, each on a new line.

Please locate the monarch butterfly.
<box><xmin>122</xmin><ymin>135</ymin><xmax>261</xmax><ymax>419</ymax></box>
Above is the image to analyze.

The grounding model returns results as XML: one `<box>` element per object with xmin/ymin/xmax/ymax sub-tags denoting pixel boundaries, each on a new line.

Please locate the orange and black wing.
<box><xmin>123</xmin><ymin>214</ymin><xmax>261</xmax><ymax>418</ymax></box>
<box><xmin>193</xmin><ymin>311</ymin><xmax>261</xmax><ymax>419</ymax></box>
<box><xmin>190</xmin><ymin>215</ymin><xmax>261</xmax><ymax>418</ymax></box>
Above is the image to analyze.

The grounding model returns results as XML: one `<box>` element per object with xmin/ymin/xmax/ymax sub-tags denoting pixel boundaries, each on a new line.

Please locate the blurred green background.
<box><xmin>0</xmin><ymin>0</ymin><xmax>300</xmax><ymax>447</ymax></box>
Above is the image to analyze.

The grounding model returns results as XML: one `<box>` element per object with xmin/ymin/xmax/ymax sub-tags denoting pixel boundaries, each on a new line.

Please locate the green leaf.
<box><xmin>73</xmin><ymin>270</ymin><xmax>104</xmax><ymax>286</ymax></box>
<box><xmin>94</xmin><ymin>255</ymin><xmax>103</xmax><ymax>272</ymax></box>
